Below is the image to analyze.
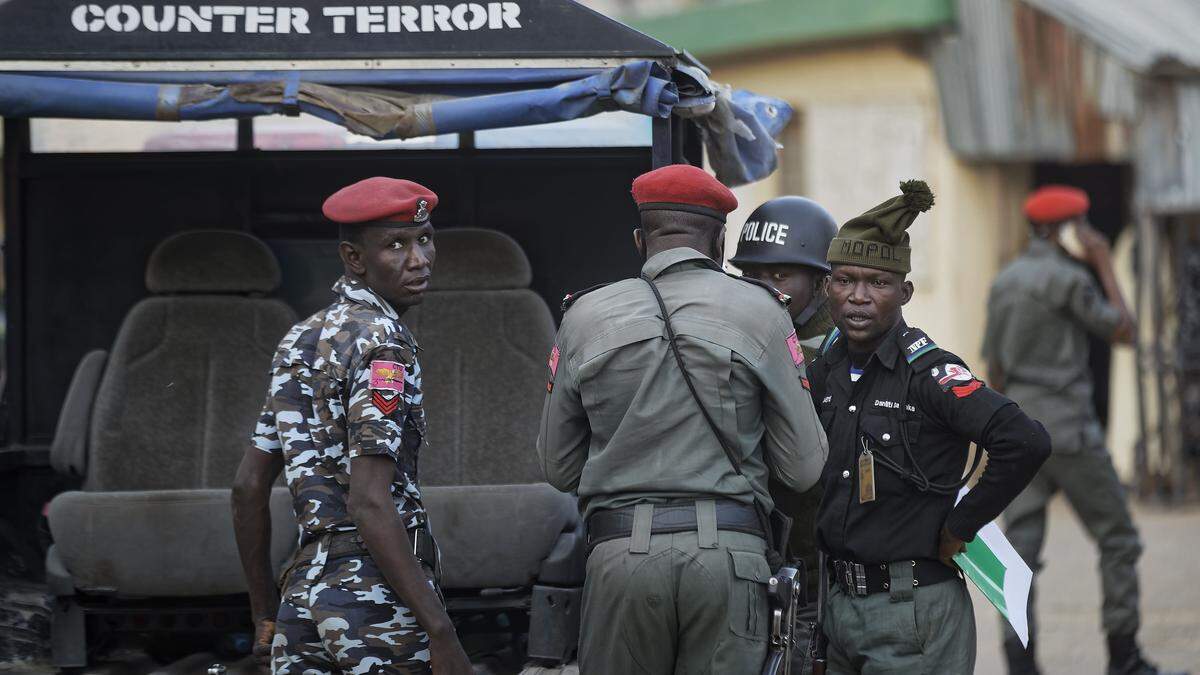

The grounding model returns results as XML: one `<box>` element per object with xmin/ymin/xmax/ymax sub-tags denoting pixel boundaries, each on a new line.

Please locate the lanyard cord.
<box><xmin>859</xmin><ymin>362</ymin><xmax>982</xmax><ymax>495</ymax></box>
<box><xmin>864</xmin><ymin>424</ymin><xmax>981</xmax><ymax>495</ymax></box>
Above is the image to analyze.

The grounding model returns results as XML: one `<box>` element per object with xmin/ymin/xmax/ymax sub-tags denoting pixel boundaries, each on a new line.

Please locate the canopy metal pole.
<box><xmin>651</xmin><ymin>115</ymin><xmax>673</xmax><ymax>169</ymax></box>
<box><xmin>2</xmin><ymin>118</ymin><xmax>29</xmax><ymax>445</ymax></box>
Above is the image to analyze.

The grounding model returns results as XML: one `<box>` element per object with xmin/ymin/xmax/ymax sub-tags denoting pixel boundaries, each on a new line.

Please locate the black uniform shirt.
<box><xmin>810</xmin><ymin>320</ymin><xmax>1050</xmax><ymax>564</ymax></box>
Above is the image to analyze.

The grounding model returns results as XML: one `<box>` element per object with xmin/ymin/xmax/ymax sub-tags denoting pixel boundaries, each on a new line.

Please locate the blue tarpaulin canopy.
<box><xmin>0</xmin><ymin>62</ymin><xmax>792</xmax><ymax>185</ymax></box>
<box><xmin>0</xmin><ymin>0</ymin><xmax>793</xmax><ymax>185</ymax></box>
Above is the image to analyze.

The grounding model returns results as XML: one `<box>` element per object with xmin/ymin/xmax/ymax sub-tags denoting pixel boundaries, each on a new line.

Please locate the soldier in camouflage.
<box><xmin>231</xmin><ymin>177</ymin><xmax>472</xmax><ymax>675</ymax></box>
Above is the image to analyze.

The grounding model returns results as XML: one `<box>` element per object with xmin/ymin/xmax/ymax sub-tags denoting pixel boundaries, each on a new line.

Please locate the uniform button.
<box><xmin>882</xmin><ymin>433</ymin><xmax>891</xmax><ymax>442</ymax></box>
<box><xmin>848</xmin><ymin>405</ymin><xmax>857</xmax><ymax>413</ymax></box>
<box><xmin>841</xmin><ymin>470</ymin><xmax>851</xmax><ymax>479</ymax></box>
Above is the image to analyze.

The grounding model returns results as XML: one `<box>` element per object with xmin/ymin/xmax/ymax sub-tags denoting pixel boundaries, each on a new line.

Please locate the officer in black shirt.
<box><xmin>809</xmin><ymin>181</ymin><xmax>1051</xmax><ymax>673</ymax></box>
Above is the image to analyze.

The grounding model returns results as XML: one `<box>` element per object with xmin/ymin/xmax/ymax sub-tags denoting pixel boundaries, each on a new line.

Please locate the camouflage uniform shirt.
<box><xmin>254</xmin><ymin>275</ymin><xmax>426</xmax><ymax>544</ymax></box>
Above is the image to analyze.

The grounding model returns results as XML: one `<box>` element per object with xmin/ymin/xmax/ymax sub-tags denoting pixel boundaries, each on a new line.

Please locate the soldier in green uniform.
<box><xmin>809</xmin><ymin>181</ymin><xmax>1051</xmax><ymax>674</ymax></box>
<box><xmin>984</xmin><ymin>185</ymin><xmax>1185</xmax><ymax>675</ymax></box>
<box><xmin>537</xmin><ymin>164</ymin><xmax>828</xmax><ymax>675</ymax></box>
<box><xmin>730</xmin><ymin>196</ymin><xmax>839</xmax><ymax>674</ymax></box>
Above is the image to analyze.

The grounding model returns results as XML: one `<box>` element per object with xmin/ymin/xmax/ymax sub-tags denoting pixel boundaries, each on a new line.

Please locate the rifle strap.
<box><xmin>641</xmin><ymin>274</ymin><xmax>787</xmax><ymax>568</ymax></box>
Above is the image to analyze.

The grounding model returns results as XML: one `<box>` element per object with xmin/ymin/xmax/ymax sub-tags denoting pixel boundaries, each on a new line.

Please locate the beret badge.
<box><xmin>414</xmin><ymin>199</ymin><xmax>430</xmax><ymax>223</ymax></box>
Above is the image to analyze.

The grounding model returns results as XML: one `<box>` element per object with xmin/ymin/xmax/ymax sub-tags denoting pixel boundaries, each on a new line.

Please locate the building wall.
<box><xmin>713</xmin><ymin>40</ymin><xmax>1029</xmax><ymax>370</ymax></box>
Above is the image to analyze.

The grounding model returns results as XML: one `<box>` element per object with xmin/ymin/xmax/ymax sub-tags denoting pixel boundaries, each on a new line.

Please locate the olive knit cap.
<box><xmin>826</xmin><ymin>180</ymin><xmax>934</xmax><ymax>275</ymax></box>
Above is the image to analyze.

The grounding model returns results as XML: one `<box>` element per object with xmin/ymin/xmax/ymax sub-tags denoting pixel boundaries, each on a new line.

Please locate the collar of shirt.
<box><xmin>823</xmin><ymin>318</ymin><xmax>908</xmax><ymax>373</ymax></box>
<box><xmin>332</xmin><ymin>275</ymin><xmax>400</xmax><ymax>321</ymax></box>
<box><xmin>795</xmin><ymin>294</ymin><xmax>834</xmax><ymax>341</ymax></box>
<box><xmin>641</xmin><ymin>247</ymin><xmax>720</xmax><ymax>280</ymax></box>
<box><xmin>1025</xmin><ymin>234</ymin><xmax>1067</xmax><ymax>260</ymax></box>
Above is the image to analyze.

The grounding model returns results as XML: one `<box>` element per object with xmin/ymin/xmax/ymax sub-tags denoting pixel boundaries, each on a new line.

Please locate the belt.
<box><xmin>586</xmin><ymin>499</ymin><xmax>764</xmax><ymax>550</ymax></box>
<box><xmin>328</xmin><ymin>528</ymin><xmax>438</xmax><ymax>570</ymax></box>
<box><xmin>296</xmin><ymin>527</ymin><xmax>439</xmax><ymax>572</ymax></box>
<box><xmin>280</xmin><ymin>527</ymin><xmax>440</xmax><ymax>593</ymax></box>
<box><xmin>830</xmin><ymin>558</ymin><xmax>958</xmax><ymax>597</ymax></box>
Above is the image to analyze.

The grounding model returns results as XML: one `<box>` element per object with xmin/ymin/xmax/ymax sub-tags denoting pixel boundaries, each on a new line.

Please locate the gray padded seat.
<box><xmin>404</xmin><ymin>229</ymin><xmax>579</xmax><ymax>590</ymax></box>
<box><xmin>47</xmin><ymin>489</ymin><xmax>296</xmax><ymax>597</ymax></box>
<box><xmin>422</xmin><ymin>484</ymin><xmax>578</xmax><ymax>589</ymax></box>
<box><xmin>46</xmin><ymin>230</ymin><xmax>298</xmax><ymax>598</ymax></box>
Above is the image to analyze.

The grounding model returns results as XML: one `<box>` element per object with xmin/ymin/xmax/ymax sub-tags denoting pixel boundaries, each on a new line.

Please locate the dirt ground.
<box><xmin>973</xmin><ymin>497</ymin><xmax>1200</xmax><ymax>674</ymax></box>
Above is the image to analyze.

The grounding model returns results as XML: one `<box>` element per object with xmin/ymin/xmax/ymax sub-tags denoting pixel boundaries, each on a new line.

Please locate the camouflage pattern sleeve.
<box><xmin>347</xmin><ymin>344</ymin><xmax>413</xmax><ymax>459</ymax></box>
<box><xmin>251</xmin><ymin>393</ymin><xmax>282</xmax><ymax>455</ymax></box>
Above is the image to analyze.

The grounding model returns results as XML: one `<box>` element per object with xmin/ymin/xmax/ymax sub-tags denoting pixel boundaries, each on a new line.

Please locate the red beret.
<box><xmin>322</xmin><ymin>177</ymin><xmax>438</xmax><ymax>225</ymax></box>
<box><xmin>632</xmin><ymin>164</ymin><xmax>738</xmax><ymax>222</ymax></box>
<box><xmin>1024</xmin><ymin>185</ymin><xmax>1089</xmax><ymax>224</ymax></box>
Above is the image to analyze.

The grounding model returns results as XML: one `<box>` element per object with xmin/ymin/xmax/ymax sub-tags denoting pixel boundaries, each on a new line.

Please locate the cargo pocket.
<box><xmin>728</xmin><ymin>549</ymin><xmax>771</xmax><ymax>641</ymax></box>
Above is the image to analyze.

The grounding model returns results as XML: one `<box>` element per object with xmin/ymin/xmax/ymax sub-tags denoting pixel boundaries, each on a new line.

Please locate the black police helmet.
<box><xmin>729</xmin><ymin>196</ymin><xmax>838</xmax><ymax>272</ymax></box>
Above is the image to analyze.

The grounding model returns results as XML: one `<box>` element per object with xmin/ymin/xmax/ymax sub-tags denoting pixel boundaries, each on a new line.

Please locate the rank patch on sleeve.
<box><xmin>371</xmin><ymin>391</ymin><xmax>400</xmax><ymax>415</ymax></box>
<box><xmin>370</xmin><ymin>360</ymin><xmax>406</xmax><ymax>391</ymax></box>
<box><xmin>786</xmin><ymin>331</ymin><xmax>805</xmax><ymax>369</ymax></box>
<box><xmin>952</xmin><ymin>380</ymin><xmax>984</xmax><ymax>398</ymax></box>
<box><xmin>547</xmin><ymin>345</ymin><xmax>560</xmax><ymax>392</ymax></box>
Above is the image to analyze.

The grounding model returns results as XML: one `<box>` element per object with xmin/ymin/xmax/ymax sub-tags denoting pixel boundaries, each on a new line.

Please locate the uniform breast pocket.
<box><xmin>860</xmin><ymin>413</ymin><xmax>923</xmax><ymax>497</ymax></box>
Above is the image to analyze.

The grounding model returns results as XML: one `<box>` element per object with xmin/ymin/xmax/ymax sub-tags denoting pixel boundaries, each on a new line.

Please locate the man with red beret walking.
<box><xmin>231</xmin><ymin>177</ymin><xmax>472</xmax><ymax>674</ymax></box>
<box><xmin>537</xmin><ymin>164</ymin><xmax>828</xmax><ymax>673</ymax></box>
<box><xmin>984</xmin><ymin>186</ymin><xmax>1183</xmax><ymax>675</ymax></box>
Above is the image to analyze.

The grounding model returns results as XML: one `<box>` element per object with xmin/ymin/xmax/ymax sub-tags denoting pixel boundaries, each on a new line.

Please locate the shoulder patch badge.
<box><xmin>370</xmin><ymin>360</ymin><xmax>406</xmax><ymax>391</ymax></box>
<box><xmin>905</xmin><ymin>336</ymin><xmax>936</xmax><ymax>363</ymax></box>
<box><xmin>786</xmin><ymin>330</ymin><xmax>805</xmax><ymax>369</ymax></box>
<box><xmin>933</xmin><ymin>363</ymin><xmax>973</xmax><ymax>387</ymax></box>
<box><xmin>932</xmin><ymin>363</ymin><xmax>983</xmax><ymax>398</ymax></box>
<box><xmin>369</xmin><ymin>360</ymin><xmax>405</xmax><ymax>415</ymax></box>
<box><xmin>547</xmin><ymin>344</ymin><xmax>561</xmax><ymax>392</ymax></box>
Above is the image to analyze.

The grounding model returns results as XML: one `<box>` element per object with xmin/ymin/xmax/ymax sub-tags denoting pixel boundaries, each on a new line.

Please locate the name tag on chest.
<box><xmin>858</xmin><ymin>450</ymin><xmax>876</xmax><ymax>504</ymax></box>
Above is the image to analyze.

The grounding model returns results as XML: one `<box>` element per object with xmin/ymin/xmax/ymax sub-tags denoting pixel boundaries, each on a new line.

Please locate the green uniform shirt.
<box><xmin>770</xmin><ymin>295</ymin><xmax>835</xmax><ymax>596</ymax></box>
<box><xmin>537</xmin><ymin>247</ymin><xmax>828</xmax><ymax>519</ymax></box>
<box><xmin>982</xmin><ymin>236</ymin><xmax>1123</xmax><ymax>453</ymax></box>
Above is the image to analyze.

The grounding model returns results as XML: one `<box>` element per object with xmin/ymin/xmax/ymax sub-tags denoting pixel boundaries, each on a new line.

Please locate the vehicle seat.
<box><xmin>44</xmin><ymin>230</ymin><xmax>298</xmax><ymax>665</ymax></box>
<box><xmin>404</xmin><ymin>229</ymin><xmax>584</xmax><ymax>662</ymax></box>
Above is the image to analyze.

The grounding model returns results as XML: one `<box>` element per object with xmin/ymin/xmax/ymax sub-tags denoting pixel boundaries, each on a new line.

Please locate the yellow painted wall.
<box><xmin>714</xmin><ymin>41</ymin><xmax>1028</xmax><ymax>371</ymax></box>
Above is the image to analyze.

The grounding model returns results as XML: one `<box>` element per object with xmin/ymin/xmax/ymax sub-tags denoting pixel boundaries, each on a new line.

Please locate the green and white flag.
<box><xmin>953</xmin><ymin>487</ymin><xmax>1033</xmax><ymax>647</ymax></box>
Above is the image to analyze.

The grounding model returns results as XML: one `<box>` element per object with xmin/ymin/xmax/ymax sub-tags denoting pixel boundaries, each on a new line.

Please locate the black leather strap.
<box><xmin>829</xmin><ymin>557</ymin><xmax>958</xmax><ymax>596</ymax></box>
<box><xmin>640</xmin><ymin>273</ymin><xmax>790</xmax><ymax>566</ymax></box>
<box><xmin>323</xmin><ymin>528</ymin><xmax>438</xmax><ymax>571</ymax></box>
<box><xmin>641</xmin><ymin>274</ymin><xmax>746</xmax><ymax>477</ymax></box>
<box><xmin>586</xmin><ymin>499</ymin><xmax>765</xmax><ymax>549</ymax></box>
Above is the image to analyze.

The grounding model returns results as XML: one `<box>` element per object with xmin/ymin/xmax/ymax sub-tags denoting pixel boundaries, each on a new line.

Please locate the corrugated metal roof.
<box><xmin>1025</xmin><ymin>0</ymin><xmax>1200</xmax><ymax>75</ymax></box>
<box><xmin>932</xmin><ymin>0</ymin><xmax>1137</xmax><ymax>162</ymax></box>
<box><xmin>933</xmin><ymin>0</ymin><xmax>1200</xmax><ymax>213</ymax></box>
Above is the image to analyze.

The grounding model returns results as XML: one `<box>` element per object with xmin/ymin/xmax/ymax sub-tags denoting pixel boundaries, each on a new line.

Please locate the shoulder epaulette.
<box><xmin>897</xmin><ymin>326</ymin><xmax>940</xmax><ymax>367</ymax></box>
<box><xmin>561</xmin><ymin>282</ymin><xmax>613</xmax><ymax>312</ymax></box>
<box><xmin>727</xmin><ymin>273</ymin><xmax>792</xmax><ymax>308</ymax></box>
<box><xmin>819</xmin><ymin>327</ymin><xmax>841</xmax><ymax>355</ymax></box>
